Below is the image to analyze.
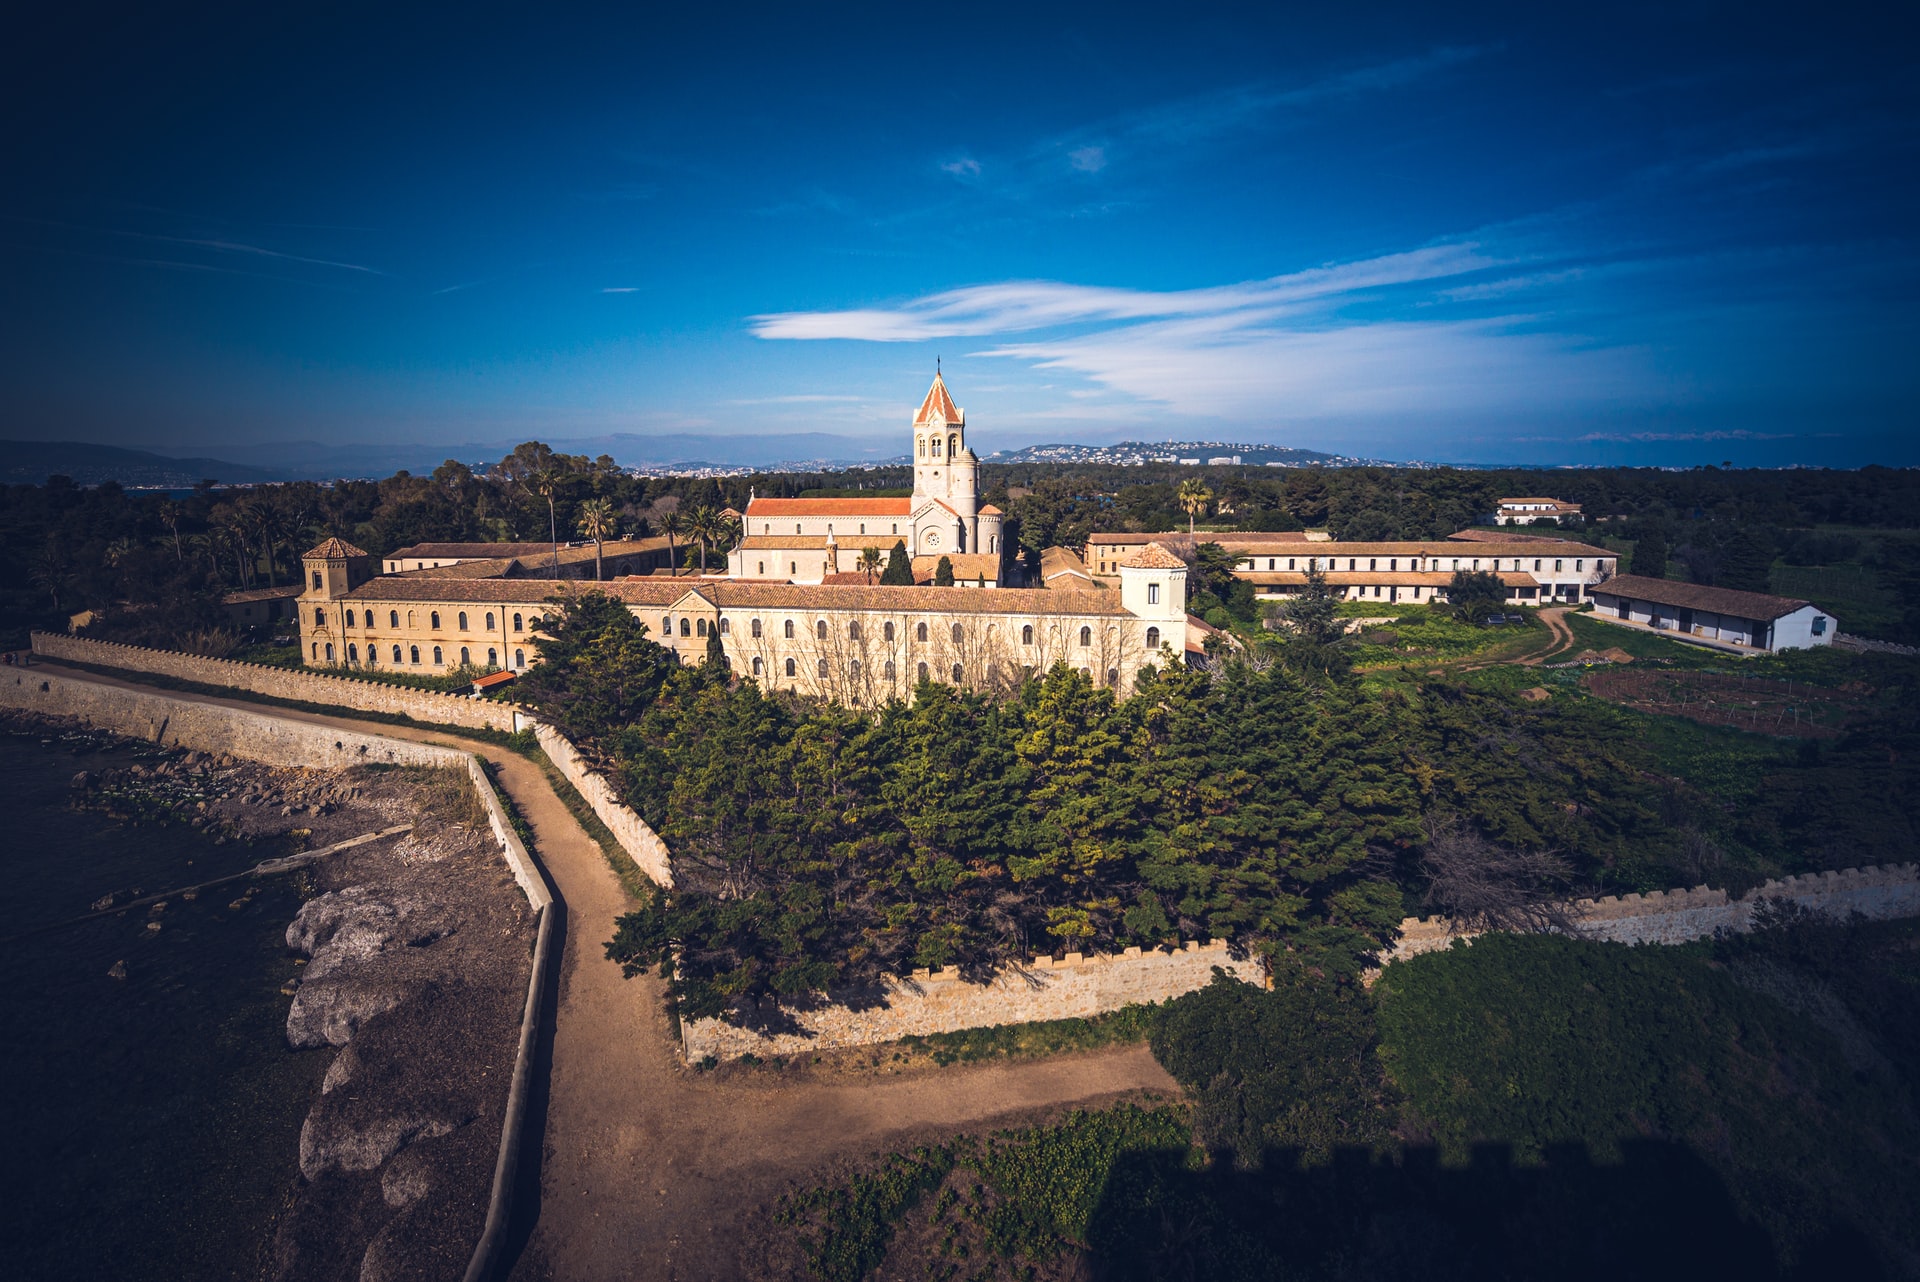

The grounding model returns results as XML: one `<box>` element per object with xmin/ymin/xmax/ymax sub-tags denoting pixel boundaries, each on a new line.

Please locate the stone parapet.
<box><xmin>681</xmin><ymin>939</ymin><xmax>1261</xmax><ymax>1062</ymax></box>
<box><xmin>1388</xmin><ymin>862</ymin><xmax>1920</xmax><ymax>961</ymax></box>
<box><xmin>30</xmin><ymin>632</ymin><xmax>521</xmax><ymax>734</ymax></box>
<box><xmin>532</xmin><ymin>722</ymin><xmax>673</xmax><ymax>887</ymax></box>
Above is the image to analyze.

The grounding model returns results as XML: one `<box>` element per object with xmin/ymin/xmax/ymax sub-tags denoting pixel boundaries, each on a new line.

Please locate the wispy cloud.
<box><xmin>751</xmin><ymin>242</ymin><xmax>1500</xmax><ymax>341</ymax></box>
<box><xmin>939</xmin><ymin>156</ymin><xmax>982</xmax><ymax>179</ymax></box>
<box><xmin>601</xmin><ymin>286</ymin><xmax>641</xmax><ymax>293</ymax></box>
<box><xmin>1068</xmin><ymin>145</ymin><xmax>1107</xmax><ymax>173</ymax></box>
<box><xmin>1570</xmin><ymin>429</ymin><xmax>1797</xmax><ymax>443</ymax></box>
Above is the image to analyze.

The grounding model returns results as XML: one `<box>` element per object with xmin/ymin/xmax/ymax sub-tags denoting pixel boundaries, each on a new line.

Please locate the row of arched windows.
<box><xmin>322</xmin><ymin>608</ymin><xmax>532</xmax><ymax>633</ymax></box>
<box><xmin>312</xmin><ymin>641</ymin><xmax>528</xmax><ymax>670</ymax></box>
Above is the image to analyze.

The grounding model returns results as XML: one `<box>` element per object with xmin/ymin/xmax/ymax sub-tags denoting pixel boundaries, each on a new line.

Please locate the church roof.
<box><xmin>305</xmin><ymin>537</ymin><xmax>368</xmax><ymax>559</ymax></box>
<box><xmin>1119</xmin><ymin>542</ymin><xmax>1189</xmax><ymax>571</ymax></box>
<box><xmin>913</xmin><ymin>372</ymin><xmax>962</xmax><ymax>426</ymax></box>
<box><xmin>745</xmin><ymin>497</ymin><xmax>914</xmax><ymax>517</ymax></box>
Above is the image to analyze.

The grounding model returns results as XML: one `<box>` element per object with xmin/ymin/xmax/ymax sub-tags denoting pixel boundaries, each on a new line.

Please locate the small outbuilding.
<box><xmin>1587</xmin><ymin>575</ymin><xmax>1835</xmax><ymax>653</ymax></box>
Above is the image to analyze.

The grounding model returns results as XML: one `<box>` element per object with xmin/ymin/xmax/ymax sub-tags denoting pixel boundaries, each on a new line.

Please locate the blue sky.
<box><xmin>2</xmin><ymin>2</ymin><xmax>1914</xmax><ymax>467</ymax></box>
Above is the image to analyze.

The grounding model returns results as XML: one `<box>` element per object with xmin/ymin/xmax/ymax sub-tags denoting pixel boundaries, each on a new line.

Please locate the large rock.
<box><xmin>298</xmin><ymin>1105</ymin><xmax>469</xmax><ymax>1180</ymax></box>
<box><xmin>286</xmin><ymin>979</ymin><xmax>407</xmax><ymax>1050</ymax></box>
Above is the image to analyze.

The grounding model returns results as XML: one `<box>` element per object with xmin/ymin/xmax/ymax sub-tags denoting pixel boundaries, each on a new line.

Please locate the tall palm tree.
<box><xmin>157</xmin><ymin>499</ymin><xmax>184</xmax><ymax>563</ymax></box>
<box><xmin>856</xmin><ymin>546</ymin><xmax>884</xmax><ymax>584</ymax></box>
<box><xmin>686</xmin><ymin>506</ymin><xmax>720</xmax><ymax>573</ymax></box>
<box><xmin>658</xmin><ymin>508</ymin><xmax>685</xmax><ymax>576</ymax></box>
<box><xmin>576</xmin><ymin>498</ymin><xmax>616</xmax><ymax>581</ymax></box>
<box><xmin>1177</xmin><ymin>477</ymin><xmax>1214</xmax><ymax>535</ymax></box>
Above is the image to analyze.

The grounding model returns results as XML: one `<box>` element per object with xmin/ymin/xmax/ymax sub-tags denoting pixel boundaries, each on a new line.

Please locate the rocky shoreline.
<box><xmin>41</xmin><ymin>712</ymin><xmax>535</xmax><ymax>1280</ymax></box>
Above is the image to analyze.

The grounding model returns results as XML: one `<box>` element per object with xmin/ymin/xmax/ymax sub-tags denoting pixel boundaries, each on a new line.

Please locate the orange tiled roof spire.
<box><xmin>913</xmin><ymin>369</ymin><xmax>962</xmax><ymax>426</ymax></box>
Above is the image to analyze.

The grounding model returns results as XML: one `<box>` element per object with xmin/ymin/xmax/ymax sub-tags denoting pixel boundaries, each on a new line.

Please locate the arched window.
<box><xmin>1079</xmin><ymin>626</ymin><xmax>1092</xmax><ymax>647</ymax></box>
<box><xmin>883</xmin><ymin>621</ymin><xmax>895</xmax><ymax>642</ymax></box>
<box><xmin>951</xmin><ymin>663</ymin><xmax>964</xmax><ymax>683</ymax></box>
<box><xmin>785</xmin><ymin>657</ymin><xmax>796</xmax><ymax>676</ymax></box>
<box><xmin>680</xmin><ymin>618</ymin><xmax>691</xmax><ymax>637</ymax></box>
<box><xmin>314</xmin><ymin>607</ymin><xmax>326</xmax><ymax>626</ymax></box>
<box><xmin>884</xmin><ymin>660</ymin><xmax>896</xmax><ymax>680</ymax></box>
<box><xmin>719</xmin><ymin>618</ymin><xmax>730</xmax><ymax>635</ymax></box>
<box><xmin>784</xmin><ymin>619</ymin><xmax>795</xmax><ymax>639</ymax></box>
<box><xmin>344</xmin><ymin>610</ymin><xmax>356</xmax><ymax>627</ymax></box>
<box><xmin>696</xmin><ymin>618</ymin><xmax>707</xmax><ymax>637</ymax></box>
<box><xmin>916</xmin><ymin>622</ymin><xmax>928</xmax><ymax>643</ymax></box>
<box><xmin>817</xmin><ymin>658</ymin><xmax>829</xmax><ymax>677</ymax></box>
<box><xmin>430</xmin><ymin>611</ymin><xmax>441</xmax><ymax>629</ymax></box>
<box><xmin>312</xmin><ymin>571</ymin><xmax>322</xmax><ymax>589</ymax></box>
<box><xmin>1107</xmin><ymin>668</ymin><xmax>1119</xmax><ymax>686</ymax></box>
<box><xmin>432</xmin><ymin>645</ymin><xmax>443</xmax><ymax>665</ymax></box>
<box><xmin>409</xmin><ymin>645</ymin><xmax>420</xmax><ymax>664</ymax></box>
<box><xmin>485</xmin><ymin>612</ymin><xmax>494</xmax><ymax>630</ymax></box>
<box><xmin>460</xmin><ymin>646</ymin><xmax>470</xmax><ymax>665</ymax></box>
<box><xmin>816</xmin><ymin>620</ymin><xmax>828</xmax><ymax>640</ymax></box>
<box><xmin>951</xmin><ymin>623</ymin><xmax>963</xmax><ymax>644</ymax></box>
<box><xmin>458</xmin><ymin>611</ymin><xmax>468</xmax><ymax>630</ymax></box>
<box><xmin>1021</xmin><ymin>624</ymin><xmax>1033</xmax><ymax>645</ymax></box>
<box><xmin>515</xmin><ymin>649</ymin><xmax>525</xmax><ymax>668</ymax></box>
<box><xmin>512</xmin><ymin>614</ymin><xmax>523</xmax><ymax>631</ymax></box>
<box><xmin>848</xmin><ymin>621</ymin><xmax>861</xmax><ymax>640</ymax></box>
<box><xmin>662</xmin><ymin>617</ymin><xmax>671</xmax><ymax>635</ymax></box>
<box><xmin>752</xmin><ymin>657</ymin><xmax>763</xmax><ymax>675</ymax></box>
<box><xmin>392</xmin><ymin>644</ymin><xmax>403</xmax><ymax>663</ymax></box>
<box><xmin>407</xmin><ymin>611</ymin><xmax>416</xmax><ymax>628</ymax></box>
<box><xmin>850</xmin><ymin>659</ymin><xmax>861</xmax><ymax>677</ymax></box>
<box><xmin>487</xmin><ymin>648</ymin><xmax>497</xmax><ymax>666</ymax></box>
<box><xmin>1145</xmin><ymin>626</ymin><xmax>1160</xmax><ymax>650</ymax></box>
<box><xmin>324</xmin><ymin>643</ymin><xmax>335</xmax><ymax>661</ymax></box>
<box><xmin>348</xmin><ymin>643</ymin><xmax>358</xmax><ymax>663</ymax></box>
<box><xmin>751</xmin><ymin>618</ymin><xmax>763</xmax><ymax>638</ymax></box>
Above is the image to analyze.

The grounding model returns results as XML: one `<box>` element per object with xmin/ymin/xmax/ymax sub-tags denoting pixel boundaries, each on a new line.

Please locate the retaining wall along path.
<box><xmin>31</xmin><ymin>632</ymin><xmax>522</xmax><ymax>734</ymax></box>
<box><xmin>532</xmin><ymin>722</ymin><xmax>673</xmax><ymax>887</ymax></box>
<box><xmin>1389</xmin><ymin>862</ymin><xmax>1920</xmax><ymax>961</ymax></box>
<box><xmin>681</xmin><ymin>940</ymin><xmax>1262</xmax><ymax>1062</ymax></box>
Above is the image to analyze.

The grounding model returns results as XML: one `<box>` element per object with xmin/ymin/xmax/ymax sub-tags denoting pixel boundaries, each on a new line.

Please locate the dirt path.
<box><xmin>1452</xmin><ymin>606</ymin><xmax>1576</xmax><ymax>672</ymax></box>
<box><xmin>41</xmin><ymin>662</ymin><xmax>1177</xmax><ymax>1280</ymax></box>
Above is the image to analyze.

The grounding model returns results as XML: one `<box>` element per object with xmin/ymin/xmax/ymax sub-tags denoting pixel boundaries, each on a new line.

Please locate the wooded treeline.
<box><xmin>522</xmin><ymin>592</ymin><xmax>1920</xmax><ymax>1021</ymax></box>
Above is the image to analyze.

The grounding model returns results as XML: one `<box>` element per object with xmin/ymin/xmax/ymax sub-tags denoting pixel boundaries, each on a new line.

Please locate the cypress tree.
<box><xmin>934</xmin><ymin>555</ymin><xmax>955</xmax><ymax>586</ymax></box>
<box><xmin>881</xmin><ymin>539</ymin><xmax>914</xmax><ymax>585</ymax></box>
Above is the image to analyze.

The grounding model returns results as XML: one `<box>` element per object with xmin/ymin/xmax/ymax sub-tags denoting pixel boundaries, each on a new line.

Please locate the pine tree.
<box><xmin>1631</xmin><ymin>533</ymin><xmax>1669</xmax><ymax>578</ymax></box>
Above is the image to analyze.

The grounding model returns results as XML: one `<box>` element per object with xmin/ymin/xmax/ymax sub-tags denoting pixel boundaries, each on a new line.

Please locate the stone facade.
<box><xmin>681</xmin><ymin>940</ymin><xmax>1263</xmax><ymax>1062</ymax></box>
<box><xmin>31</xmin><ymin>632</ymin><xmax>523</xmax><ymax>734</ymax></box>
<box><xmin>1388</xmin><ymin>862</ymin><xmax>1920</xmax><ymax>961</ymax></box>
<box><xmin>532</xmin><ymin>722</ymin><xmax>673</xmax><ymax>888</ymax></box>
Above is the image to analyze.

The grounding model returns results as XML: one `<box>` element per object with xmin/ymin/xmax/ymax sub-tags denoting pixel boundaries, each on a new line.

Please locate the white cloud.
<box><xmin>940</xmin><ymin>156</ymin><xmax>982</xmax><ymax>179</ymax></box>
<box><xmin>750</xmin><ymin>242</ymin><xmax>1501</xmax><ymax>341</ymax></box>
<box><xmin>1068</xmin><ymin>145</ymin><xmax>1107</xmax><ymax>173</ymax></box>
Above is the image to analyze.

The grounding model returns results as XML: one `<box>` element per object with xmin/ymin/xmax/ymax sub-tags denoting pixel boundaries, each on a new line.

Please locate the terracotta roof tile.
<box><xmin>305</xmin><ymin>537</ymin><xmax>369</xmax><ymax>559</ymax></box>
<box><xmin>1589</xmin><ymin>574</ymin><xmax>1814</xmax><ymax>622</ymax></box>
<box><xmin>339</xmin><ymin>577</ymin><xmax>1132</xmax><ymax>619</ymax></box>
<box><xmin>1119</xmin><ymin>542</ymin><xmax>1189</xmax><ymax>570</ymax></box>
<box><xmin>913</xmin><ymin>372</ymin><xmax>962</xmax><ymax>425</ymax></box>
<box><xmin>745</xmin><ymin>497</ymin><xmax>914</xmax><ymax>517</ymax></box>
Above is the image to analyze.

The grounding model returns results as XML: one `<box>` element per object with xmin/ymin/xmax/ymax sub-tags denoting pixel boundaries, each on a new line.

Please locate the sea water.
<box><xmin>0</xmin><ymin>728</ymin><xmax>323</xmax><ymax>1280</ymax></box>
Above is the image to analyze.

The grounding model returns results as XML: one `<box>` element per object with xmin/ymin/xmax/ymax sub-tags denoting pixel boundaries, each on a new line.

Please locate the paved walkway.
<box><xmin>42</xmin><ymin>661</ymin><xmax>1177</xmax><ymax>1280</ymax></box>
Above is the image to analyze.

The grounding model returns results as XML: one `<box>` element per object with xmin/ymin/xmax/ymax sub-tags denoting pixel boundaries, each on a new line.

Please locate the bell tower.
<box><xmin>910</xmin><ymin>369</ymin><xmax>981</xmax><ymax>548</ymax></box>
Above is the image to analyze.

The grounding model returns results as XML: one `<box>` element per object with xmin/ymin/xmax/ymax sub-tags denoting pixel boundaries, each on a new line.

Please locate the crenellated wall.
<box><xmin>1388</xmin><ymin>862</ymin><xmax>1920</xmax><ymax>961</ymax></box>
<box><xmin>531</xmin><ymin>722</ymin><xmax>673</xmax><ymax>887</ymax></box>
<box><xmin>30</xmin><ymin>632</ymin><xmax>522</xmax><ymax>734</ymax></box>
<box><xmin>681</xmin><ymin>939</ymin><xmax>1263</xmax><ymax>1062</ymax></box>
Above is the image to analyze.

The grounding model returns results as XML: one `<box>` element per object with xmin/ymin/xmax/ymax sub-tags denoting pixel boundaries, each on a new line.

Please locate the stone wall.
<box><xmin>1389</xmin><ymin>862</ymin><xmax>1920</xmax><ymax>961</ymax></box>
<box><xmin>31</xmin><ymin>632</ymin><xmax>522</xmax><ymax>734</ymax></box>
<box><xmin>681</xmin><ymin>940</ymin><xmax>1262</xmax><ymax>1062</ymax></box>
<box><xmin>531</xmin><ymin>722</ymin><xmax>673</xmax><ymax>887</ymax></box>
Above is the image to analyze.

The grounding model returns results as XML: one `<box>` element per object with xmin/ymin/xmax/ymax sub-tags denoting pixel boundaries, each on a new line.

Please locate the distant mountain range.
<box><xmin>0</xmin><ymin>441</ymin><xmax>278</xmax><ymax>487</ymax></box>
<box><xmin>984</xmin><ymin>440</ymin><xmax>1426</xmax><ymax>468</ymax></box>
<box><xmin>2</xmin><ymin>433</ymin><xmax>1442</xmax><ymax>487</ymax></box>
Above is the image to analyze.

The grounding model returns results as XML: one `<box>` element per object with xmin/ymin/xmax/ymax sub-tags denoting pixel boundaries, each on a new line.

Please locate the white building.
<box><xmin>731</xmin><ymin>373</ymin><xmax>1006</xmax><ymax>574</ymax></box>
<box><xmin>1496</xmin><ymin>497</ymin><xmax>1582</xmax><ymax>525</ymax></box>
<box><xmin>1587</xmin><ymin>575</ymin><xmax>1835</xmax><ymax>653</ymax></box>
